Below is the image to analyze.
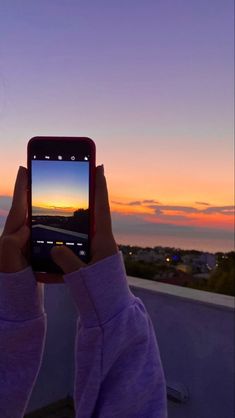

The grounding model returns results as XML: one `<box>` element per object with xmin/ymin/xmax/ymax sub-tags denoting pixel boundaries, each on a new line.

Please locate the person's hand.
<box><xmin>0</xmin><ymin>166</ymin><xmax>30</xmax><ymax>273</ymax></box>
<box><xmin>51</xmin><ymin>165</ymin><xmax>118</xmax><ymax>274</ymax></box>
<box><xmin>0</xmin><ymin>164</ymin><xmax>118</xmax><ymax>281</ymax></box>
<box><xmin>0</xmin><ymin>166</ymin><xmax>62</xmax><ymax>282</ymax></box>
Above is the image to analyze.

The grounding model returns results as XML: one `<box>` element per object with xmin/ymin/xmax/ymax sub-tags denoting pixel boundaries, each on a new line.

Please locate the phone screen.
<box><xmin>28</xmin><ymin>137</ymin><xmax>95</xmax><ymax>273</ymax></box>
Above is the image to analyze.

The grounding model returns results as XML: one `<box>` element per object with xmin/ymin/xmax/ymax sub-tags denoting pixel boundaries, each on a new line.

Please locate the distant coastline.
<box><xmin>113</xmin><ymin>232</ymin><xmax>234</xmax><ymax>254</ymax></box>
<box><xmin>0</xmin><ymin>224</ymin><xmax>233</xmax><ymax>254</ymax></box>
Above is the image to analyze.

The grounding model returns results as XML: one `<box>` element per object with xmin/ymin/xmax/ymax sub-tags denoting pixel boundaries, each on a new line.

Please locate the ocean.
<box><xmin>114</xmin><ymin>232</ymin><xmax>234</xmax><ymax>254</ymax></box>
<box><xmin>0</xmin><ymin>226</ymin><xmax>233</xmax><ymax>254</ymax></box>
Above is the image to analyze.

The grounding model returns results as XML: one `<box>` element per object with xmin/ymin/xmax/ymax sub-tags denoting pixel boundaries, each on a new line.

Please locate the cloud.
<box><xmin>0</xmin><ymin>216</ymin><xmax>6</xmax><ymax>229</ymax></box>
<box><xmin>155</xmin><ymin>212</ymin><xmax>196</xmax><ymax>221</ymax></box>
<box><xmin>111</xmin><ymin>200</ymin><xmax>126</xmax><ymax>206</ymax></box>
<box><xmin>0</xmin><ymin>209</ymin><xmax>7</xmax><ymax>217</ymax></box>
<box><xmin>149</xmin><ymin>205</ymin><xmax>199</xmax><ymax>214</ymax></box>
<box><xmin>32</xmin><ymin>206</ymin><xmax>73</xmax><ymax>214</ymax></box>
<box><xmin>111</xmin><ymin>199</ymin><xmax>160</xmax><ymax>206</ymax></box>
<box><xmin>112</xmin><ymin>199</ymin><xmax>234</xmax><ymax>217</ymax></box>
<box><xmin>142</xmin><ymin>199</ymin><xmax>160</xmax><ymax>204</ymax></box>
<box><xmin>50</xmin><ymin>206</ymin><xmax>76</xmax><ymax>210</ymax></box>
<box><xmin>128</xmin><ymin>201</ymin><xmax>142</xmax><ymax>206</ymax></box>
<box><xmin>32</xmin><ymin>206</ymin><xmax>51</xmax><ymax>214</ymax></box>
<box><xmin>111</xmin><ymin>211</ymin><xmax>234</xmax><ymax>240</ymax></box>
<box><xmin>0</xmin><ymin>196</ymin><xmax>12</xmax><ymax>211</ymax></box>
<box><xmin>150</xmin><ymin>204</ymin><xmax>235</xmax><ymax>216</ymax></box>
<box><xmin>111</xmin><ymin>200</ymin><xmax>144</xmax><ymax>206</ymax></box>
<box><xmin>195</xmin><ymin>201</ymin><xmax>210</xmax><ymax>206</ymax></box>
<box><xmin>0</xmin><ymin>196</ymin><xmax>12</xmax><ymax>224</ymax></box>
<box><xmin>202</xmin><ymin>206</ymin><xmax>235</xmax><ymax>215</ymax></box>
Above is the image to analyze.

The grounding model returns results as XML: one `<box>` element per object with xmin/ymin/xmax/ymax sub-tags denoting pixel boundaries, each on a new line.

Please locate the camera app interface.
<box><xmin>31</xmin><ymin>155</ymin><xmax>89</xmax><ymax>266</ymax></box>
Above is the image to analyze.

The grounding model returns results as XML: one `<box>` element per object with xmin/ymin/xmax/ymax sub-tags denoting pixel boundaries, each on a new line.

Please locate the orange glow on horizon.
<box><xmin>110</xmin><ymin>202</ymin><xmax>153</xmax><ymax>215</ymax></box>
<box><xmin>1</xmin><ymin>167</ymin><xmax>234</xmax><ymax>234</ymax></box>
<box><xmin>110</xmin><ymin>202</ymin><xmax>234</xmax><ymax>231</ymax></box>
<box><xmin>33</xmin><ymin>201</ymin><xmax>87</xmax><ymax>212</ymax></box>
<box><xmin>140</xmin><ymin>212</ymin><xmax>234</xmax><ymax>230</ymax></box>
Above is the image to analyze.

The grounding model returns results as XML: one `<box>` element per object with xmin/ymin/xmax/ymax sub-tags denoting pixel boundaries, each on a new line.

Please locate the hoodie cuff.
<box><xmin>0</xmin><ymin>266</ymin><xmax>45</xmax><ymax>321</ymax></box>
<box><xmin>64</xmin><ymin>251</ymin><xmax>135</xmax><ymax>328</ymax></box>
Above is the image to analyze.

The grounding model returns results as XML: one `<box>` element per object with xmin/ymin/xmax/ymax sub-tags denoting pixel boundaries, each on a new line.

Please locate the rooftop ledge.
<box><xmin>127</xmin><ymin>275</ymin><xmax>235</xmax><ymax>311</ymax></box>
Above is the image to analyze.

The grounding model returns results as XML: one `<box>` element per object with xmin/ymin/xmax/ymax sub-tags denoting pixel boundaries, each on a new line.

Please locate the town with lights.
<box><xmin>118</xmin><ymin>244</ymin><xmax>235</xmax><ymax>296</ymax></box>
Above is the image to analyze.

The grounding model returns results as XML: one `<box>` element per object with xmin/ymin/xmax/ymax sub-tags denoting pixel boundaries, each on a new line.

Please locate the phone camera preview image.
<box><xmin>31</xmin><ymin>158</ymin><xmax>90</xmax><ymax>273</ymax></box>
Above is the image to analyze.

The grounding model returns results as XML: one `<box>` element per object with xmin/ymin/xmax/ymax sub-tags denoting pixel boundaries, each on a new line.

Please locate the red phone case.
<box><xmin>27</xmin><ymin>136</ymin><xmax>96</xmax><ymax>276</ymax></box>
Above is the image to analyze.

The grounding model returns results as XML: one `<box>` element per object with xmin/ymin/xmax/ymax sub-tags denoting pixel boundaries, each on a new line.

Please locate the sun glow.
<box><xmin>34</xmin><ymin>200</ymin><xmax>87</xmax><ymax>212</ymax></box>
<box><xmin>110</xmin><ymin>196</ymin><xmax>234</xmax><ymax>232</ymax></box>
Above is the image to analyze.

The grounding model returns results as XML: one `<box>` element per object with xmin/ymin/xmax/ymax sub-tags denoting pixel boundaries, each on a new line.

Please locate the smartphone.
<box><xmin>27</xmin><ymin>136</ymin><xmax>96</xmax><ymax>274</ymax></box>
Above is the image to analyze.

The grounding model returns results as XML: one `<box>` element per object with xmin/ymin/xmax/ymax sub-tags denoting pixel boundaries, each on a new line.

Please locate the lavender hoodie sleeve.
<box><xmin>64</xmin><ymin>251</ymin><xmax>167</xmax><ymax>418</ymax></box>
<box><xmin>0</xmin><ymin>252</ymin><xmax>167</xmax><ymax>418</ymax></box>
<box><xmin>0</xmin><ymin>267</ymin><xmax>47</xmax><ymax>418</ymax></box>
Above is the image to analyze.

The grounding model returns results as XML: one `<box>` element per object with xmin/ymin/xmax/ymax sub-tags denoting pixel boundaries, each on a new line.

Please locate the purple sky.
<box><xmin>0</xmin><ymin>0</ymin><xmax>234</xmax><ymax>251</ymax></box>
<box><xmin>32</xmin><ymin>160</ymin><xmax>89</xmax><ymax>216</ymax></box>
<box><xmin>0</xmin><ymin>0</ymin><xmax>233</xmax><ymax>143</ymax></box>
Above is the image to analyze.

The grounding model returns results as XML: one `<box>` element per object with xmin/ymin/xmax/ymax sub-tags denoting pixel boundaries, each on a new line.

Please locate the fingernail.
<box><xmin>52</xmin><ymin>245</ymin><xmax>67</xmax><ymax>254</ymax></box>
<box><xmin>51</xmin><ymin>245</ymin><xmax>63</xmax><ymax>252</ymax></box>
<box><xmin>16</xmin><ymin>166</ymin><xmax>27</xmax><ymax>187</ymax></box>
<box><xmin>97</xmin><ymin>165</ymin><xmax>104</xmax><ymax>174</ymax></box>
<box><xmin>19</xmin><ymin>166</ymin><xmax>26</xmax><ymax>173</ymax></box>
<box><xmin>18</xmin><ymin>166</ymin><xmax>27</xmax><ymax>179</ymax></box>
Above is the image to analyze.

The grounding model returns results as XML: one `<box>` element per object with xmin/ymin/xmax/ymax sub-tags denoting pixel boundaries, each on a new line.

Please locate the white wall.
<box><xmin>26</xmin><ymin>278</ymin><xmax>235</xmax><ymax>418</ymax></box>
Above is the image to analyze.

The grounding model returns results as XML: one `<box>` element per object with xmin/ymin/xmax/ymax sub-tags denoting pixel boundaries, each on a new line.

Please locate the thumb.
<box><xmin>51</xmin><ymin>245</ymin><xmax>85</xmax><ymax>274</ymax></box>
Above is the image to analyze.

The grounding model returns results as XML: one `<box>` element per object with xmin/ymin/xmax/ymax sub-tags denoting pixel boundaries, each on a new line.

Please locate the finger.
<box><xmin>3</xmin><ymin>166</ymin><xmax>28</xmax><ymax>235</ymax></box>
<box><xmin>0</xmin><ymin>226</ymin><xmax>30</xmax><ymax>273</ymax></box>
<box><xmin>11</xmin><ymin>225</ymin><xmax>30</xmax><ymax>250</ymax></box>
<box><xmin>51</xmin><ymin>245</ymin><xmax>85</xmax><ymax>274</ymax></box>
<box><xmin>95</xmin><ymin>165</ymin><xmax>113</xmax><ymax>235</ymax></box>
<box><xmin>0</xmin><ymin>226</ymin><xmax>29</xmax><ymax>250</ymax></box>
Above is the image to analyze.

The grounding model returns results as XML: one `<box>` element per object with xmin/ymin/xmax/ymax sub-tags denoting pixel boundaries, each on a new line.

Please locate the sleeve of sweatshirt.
<box><xmin>0</xmin><ymin>267</ymin><xmax>47</xmax><ymax>418</ymax></box>
<box><xmin>64</xmin><ymin>251</ymin><xmax>167</xmax><ymax>418</ymax></box>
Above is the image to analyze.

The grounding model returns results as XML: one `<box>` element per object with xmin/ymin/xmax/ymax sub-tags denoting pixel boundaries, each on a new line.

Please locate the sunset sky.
<box><xmin>32</xmin><ymin>161</ymin><xmax>89</xmax><ymax>216</ymax></box>
<box><xmin>0</xmin><ymin>1</ymin><xmax>234</xmax><ymax>252</ymax></box>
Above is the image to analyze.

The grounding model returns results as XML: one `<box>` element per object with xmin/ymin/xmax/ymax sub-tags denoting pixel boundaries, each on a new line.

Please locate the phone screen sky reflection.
<box><xmin>32</xmin><ymin>160</ymin><xmax>89</xmax><ymax>217</ymax></box>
